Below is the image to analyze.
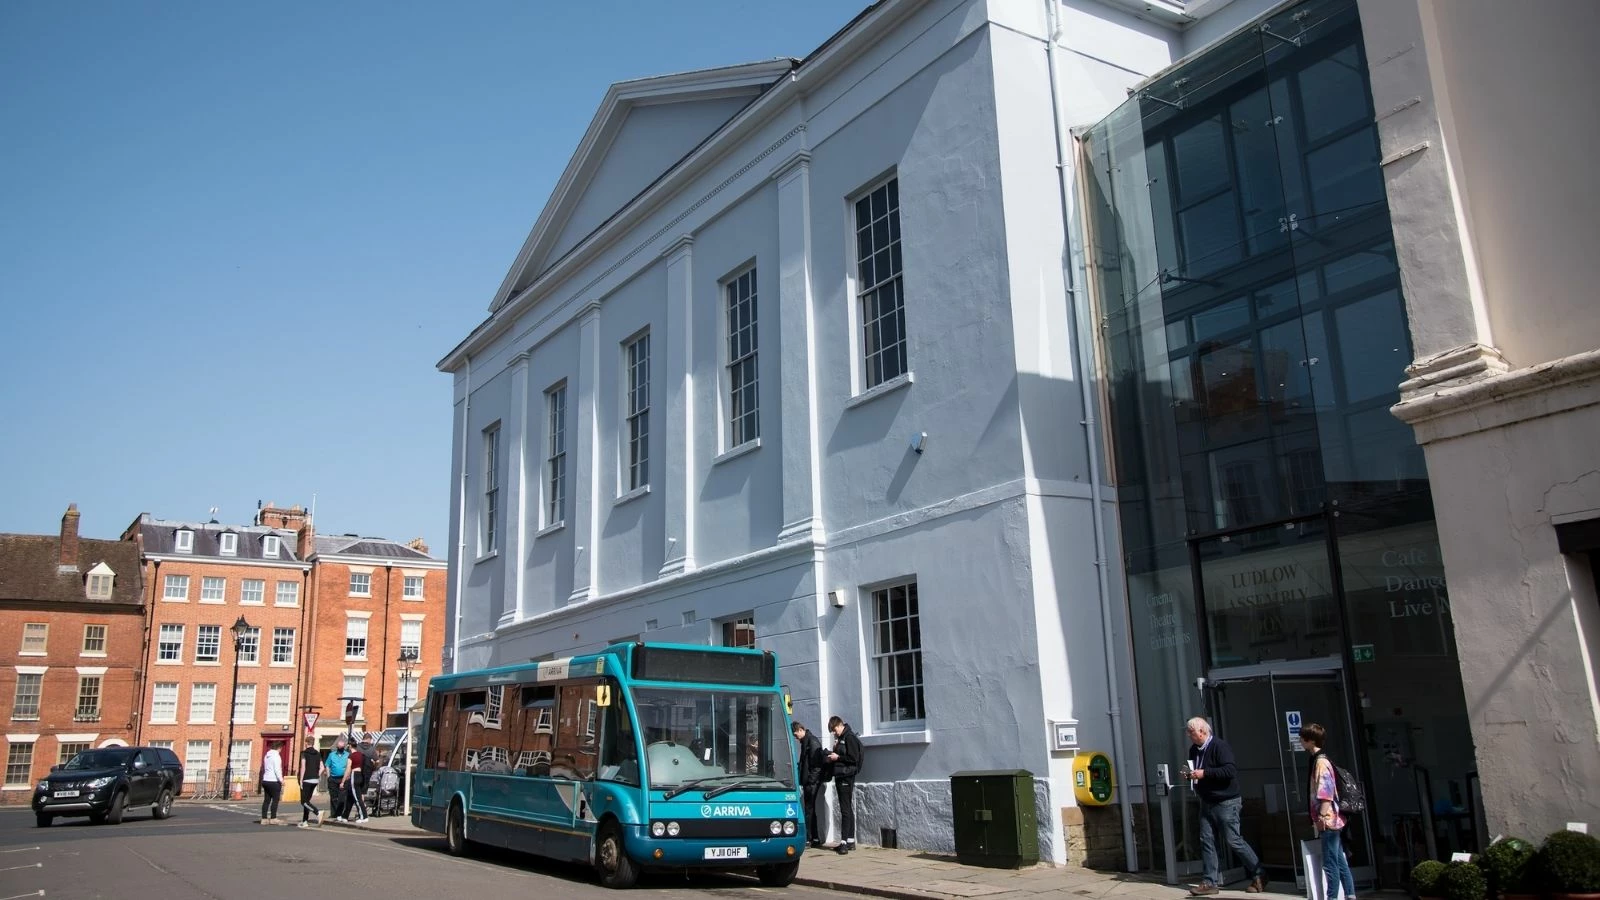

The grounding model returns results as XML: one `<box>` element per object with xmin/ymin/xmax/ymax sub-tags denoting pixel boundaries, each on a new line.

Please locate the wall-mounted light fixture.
<box><xmin>909</xmin><ymin>432</ymin><xmax>927</xmax><ymax>454</ymax></box>
<box><xmin>829</xmin><ymin>590</ymin><xmax>846</xmax><ymax>609</ymax></box>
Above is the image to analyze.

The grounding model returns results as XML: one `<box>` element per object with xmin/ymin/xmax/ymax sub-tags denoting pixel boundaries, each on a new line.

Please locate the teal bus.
<box><xmin>410</xmin><ymin>642</ymin><xmax>804</xmax><ymax>888</ymax></box>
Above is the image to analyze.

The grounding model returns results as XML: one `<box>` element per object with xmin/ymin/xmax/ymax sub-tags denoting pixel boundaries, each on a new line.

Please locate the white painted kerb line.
<box><xmin>0</xmin><ymin>864</ymin><xmax>42</xmax><ymax>872</ymax></box>
<box><xmin>0</xmin><ymin>890</ymin><xmax>46</xmax><ymax>899</ymax></box>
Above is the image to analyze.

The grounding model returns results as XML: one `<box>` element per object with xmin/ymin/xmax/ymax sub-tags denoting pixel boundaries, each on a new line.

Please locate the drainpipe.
<box><xmin>135</xmin><ymin>557</ymin><xmax>159</xmax><ymax>746</ymax></box>
<box><xmin>452</xmin><ymin>355</ymin><xmax>472</xmax><ymax>674</ymax></box>
<box><xmin>1043</xmin><ymin>0</ymin><xmax>1138</xmax><ymax>872</ymax></box>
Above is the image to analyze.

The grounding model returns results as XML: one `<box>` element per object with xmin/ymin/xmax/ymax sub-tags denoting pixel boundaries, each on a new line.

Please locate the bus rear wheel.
<box><xmin>446</xmin><ymin>800</ymin><xmax>468</xmax><ymax>857</ymax></box>
<box><xmin>758</xmin><ymin>860</ymin><xmax>800</xmax><ymax>887</ymax></box>
<box><xmin>595</xmin><ymin>822</ymin><xmax>639</xmax><ymax>889</ymax></box>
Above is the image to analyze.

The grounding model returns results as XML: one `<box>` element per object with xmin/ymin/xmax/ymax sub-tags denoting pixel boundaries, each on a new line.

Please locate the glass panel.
<box><xmin>1179</xmin><ymin>193</ymin><xmax>1242</xmax><ymax>275</ymax></box>
<box><xmin>1173</xmin><ymin>117</ymin><xmax>1230</xmax><ymax>203</ymax></box>
<box><xmin>1198</xmin><ymin>519</ymin><xmax>1338</xmax><ymax>668</ymax></box>
<box><xmin>1298</xmin><ymin>45</ymin><xmax>1369</xmax><ymax>143</ymax></box>
<box><xmin>1191</xmin><ymin>297</ymin><xmax>1252</xmax><ymax>343</ymax></box>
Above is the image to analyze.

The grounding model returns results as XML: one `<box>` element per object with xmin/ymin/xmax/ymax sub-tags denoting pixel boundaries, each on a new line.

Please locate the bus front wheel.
<box><xmin>758</xmin><ymin>860</ymin><xmax>800</xmax><ymax>887</ymax></box>
<box><xmin>446</xmin><ymin>800</ymin><xmax>468</xmax><ymax>856</ymax></box>
<box><xmin>595</xmin><ymin>822</ymin><xmax>639</xmax><ymax>889</ymax></box>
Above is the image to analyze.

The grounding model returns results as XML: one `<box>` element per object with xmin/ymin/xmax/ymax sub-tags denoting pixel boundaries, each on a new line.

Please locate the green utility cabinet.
<box><xmin>950</xmin><ymin>769</ymin><xmax>1039</xmax><ymax>868</ymax></box>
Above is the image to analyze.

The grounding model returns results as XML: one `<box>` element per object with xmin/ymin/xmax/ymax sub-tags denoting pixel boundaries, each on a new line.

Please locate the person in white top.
<box><xmin>259</xmin><ymin>746</ymin><xmax>284</xmax><ymax>825</ymax></box>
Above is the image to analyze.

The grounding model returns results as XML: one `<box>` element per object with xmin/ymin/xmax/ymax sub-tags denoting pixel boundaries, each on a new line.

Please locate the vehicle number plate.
<box><xmin>53</xmin><ymin>790</ymin><xmax>80</xmax><ymax>798</ymax></box>
<box><xmin>703</xmin><ymin>846</ymin><xmax>748</xmax><ymax>860</ymax></box>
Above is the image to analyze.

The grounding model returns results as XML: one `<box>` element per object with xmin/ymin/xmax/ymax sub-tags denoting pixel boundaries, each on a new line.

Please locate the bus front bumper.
<box><xmin>629</xmin><ymin>829</ymin><xmax>804</xmax><ymax>868</ymax></box>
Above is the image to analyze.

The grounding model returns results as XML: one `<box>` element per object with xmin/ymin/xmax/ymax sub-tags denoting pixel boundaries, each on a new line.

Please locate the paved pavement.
<box><xmin>316</xmin><ymin>805</ymin><xmax>1312</xmax><ymax>900</ymax></box>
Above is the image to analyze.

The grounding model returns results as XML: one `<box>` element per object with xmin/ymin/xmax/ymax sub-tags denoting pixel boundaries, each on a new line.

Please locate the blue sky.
<box><xmin>0</xmin><ymin>0</ymin><xmax>869</xmax><ymax>551</ymax></box>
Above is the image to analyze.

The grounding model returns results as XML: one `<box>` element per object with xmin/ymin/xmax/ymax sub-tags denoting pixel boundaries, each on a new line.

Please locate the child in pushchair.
<box><xmin>366</xmin><ymin>765</ymin><xmax>401</xmax><ymax>817</ymax></box>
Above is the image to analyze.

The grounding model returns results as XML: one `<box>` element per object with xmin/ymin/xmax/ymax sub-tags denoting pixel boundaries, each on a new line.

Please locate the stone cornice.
<box><xmin>1393</xmin><ymin>346</ymin><xmax>1600</xmax><ymax>443</ymax></box>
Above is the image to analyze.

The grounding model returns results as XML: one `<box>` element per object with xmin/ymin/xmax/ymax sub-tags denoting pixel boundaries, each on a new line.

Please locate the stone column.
<box><xmin>569</xmin><ymin>303</ymin><xmax>602</xmax><ymax>604</ymax></box>
<box><xmin>772</xmin><ymin>150</ymin><xmax>823</xmax><ymax>545</ymax></box>
<box><xmin>499</xmin><ymin>351</ymin><xmax>531</xmax><ymax>628</ymax></box>
<box><xmin>659</xmin><ymin>236</ymin><xmax>697</xmax><ymax>577</ymax></box>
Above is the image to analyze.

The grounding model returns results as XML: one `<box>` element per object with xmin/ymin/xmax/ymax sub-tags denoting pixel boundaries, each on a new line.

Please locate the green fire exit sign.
<box><xmin>1352</xmin><ymin>644</ymin><xmax>1376</xmax><ymax>663</ymax></box>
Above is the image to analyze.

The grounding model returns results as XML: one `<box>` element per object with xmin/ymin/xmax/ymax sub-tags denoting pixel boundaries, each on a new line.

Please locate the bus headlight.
<box><xmin>769</xmin><ymin>820</ymin><xmax>783</xmax><ymax>835</ymax></box>
<box><xmin>783</xmin><ymin>820</ymin><xmax>797</xmax><ymax>835</ymax></box>
<box><xmin>666</xmin><ymin>821</ymin><xmax>680</xmax><ymax>836</ymax></box>
<box><xmin>651</xmin><ymin>821</ymin><xmax>666</xmax><ymax>837</ymax></box>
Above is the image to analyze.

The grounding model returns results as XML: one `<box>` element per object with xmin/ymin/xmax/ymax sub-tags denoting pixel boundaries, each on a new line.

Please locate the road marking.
<box><xmin>0</xmin><ymin>891</ymin><xmax>46</xmax><ymax>899</ymax></box>
<box><xmin>347</xmin><ymin>838</ymin><xmax>533</xmax><ymax>879</ymax></box>
<box><xmin>0</xmin><ymin>864</ymin><xmax>43</xmax><ymax>872</ymax></box>
<box><xmin>0</xmin><ymin>847</ymin><xmax>40</xmax><ymax>854</ymax></box>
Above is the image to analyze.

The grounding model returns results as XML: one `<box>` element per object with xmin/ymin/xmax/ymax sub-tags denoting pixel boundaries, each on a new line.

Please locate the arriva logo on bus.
<box><xmin>702</xmin><ymin>805</ymin><xmax>754</xmax><ymax>817</ymax></box>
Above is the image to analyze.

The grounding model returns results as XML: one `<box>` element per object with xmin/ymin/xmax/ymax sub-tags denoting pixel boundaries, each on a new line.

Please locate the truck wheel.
<box><xmin>446</xmin><ymin>800</ymin><xmax>468</xmax><ymax>857</ymax></box>
<box><xmin>595</xmin><ymin>822</ymin><xmax>639</xmax><ymax>889</ymax></box>
<box><xmin>153</xmin><ymin>788</ymin><xmax>174</xmax><ymax>819</ymax></box>
<box><xmin>758</xmin><ymin>860</ymin><xmax>800</xmax><ymax>887</ymax></box>
<box><xmin>35</xmin><ymin>814</ymin><xmax>52</xmax><ymax>828</ymax></box>
<box><xmin>105</xmin><ymin>790</ymin><xmax>126</xmax><ymax>825</ymax></box>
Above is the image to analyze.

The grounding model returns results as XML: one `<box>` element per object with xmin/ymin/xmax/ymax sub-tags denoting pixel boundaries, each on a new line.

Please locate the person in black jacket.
<box><xmin>1184</xmin><ymin>717</ymin><xmax>1264</xmax><ymax>895</ymax></box>
<box><xmin>826</xmin><ymin>716</ymin><xmax>863</xmax><ymax>854</ymax></box>
<box><xmin>298</xmin><ymin>739</ymin><xmax>325</xmax><ymax>828</ymax></box>
<box><xmin>791</xmin><ymin>722</ymin><xmax>826</xmax><ymax>849</ymax></box>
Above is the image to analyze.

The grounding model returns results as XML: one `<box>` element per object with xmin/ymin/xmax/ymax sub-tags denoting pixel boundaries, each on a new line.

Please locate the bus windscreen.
<box><xmin>631</xmin><ymin>646</ymin><xmax>774</xmax><ymax>686</ymax></box>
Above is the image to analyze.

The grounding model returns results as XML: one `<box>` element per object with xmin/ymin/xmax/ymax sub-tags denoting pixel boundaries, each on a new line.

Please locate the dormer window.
<box><xmin>263</xmin><ymin>535</ymin><xmax>281</xmax><ymax>559</ymax></box>
<box><xmin>220</xmin><ymin>533</ymin><xmax>238</xmax><ymax>556</ymax></box>
<box><xmin>175</xmin><ymin>530</ymin><xmax>194</xmax><ymax>554</ymax></box>
<box><xmin>85</xmin><ymin>562</ymin><xmax>115</xmax><ymax>601</ymax></box>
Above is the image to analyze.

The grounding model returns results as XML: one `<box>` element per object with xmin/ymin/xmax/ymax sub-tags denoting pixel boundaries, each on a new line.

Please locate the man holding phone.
<box><xmin>1184</xmin><ymin>716</ymin><xmax>1266</xmax><ymax>896</ymax></box>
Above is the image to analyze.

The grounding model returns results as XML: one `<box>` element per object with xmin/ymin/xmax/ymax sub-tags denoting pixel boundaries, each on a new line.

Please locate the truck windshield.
<box><xmin>63</xmin><ymin>749</ymin><xmax>132</xmax><ymax>770</ymax></box>
<box><xmin>632</xmin><ymin>687</ymin><xmax>794</xmax><ymax>791</ymax></box>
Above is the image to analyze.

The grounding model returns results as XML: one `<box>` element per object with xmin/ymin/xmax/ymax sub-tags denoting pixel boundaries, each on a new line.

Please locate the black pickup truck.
<box><xmin>32</xmin><ymin>746</ymin><xmax>184</xmax><ymax>827</ymax></box>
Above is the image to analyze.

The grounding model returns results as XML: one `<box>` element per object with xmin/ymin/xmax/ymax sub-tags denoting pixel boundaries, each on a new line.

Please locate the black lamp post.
<box><xmin>222</xmin><ymin>614</ymin><xmax>251</xmax><ymax>799</ymax></box>
<box><xmin>397</xmin><ymin>647</ymin><xmax>419</xmax><ymax>712</ymax></box>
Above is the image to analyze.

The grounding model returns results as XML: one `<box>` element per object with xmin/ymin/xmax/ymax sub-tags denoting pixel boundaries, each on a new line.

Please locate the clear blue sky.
<box><xmin>0</xmin><ymin>0</ymin><xmax>869</xmax><ymax>552</ymax></box>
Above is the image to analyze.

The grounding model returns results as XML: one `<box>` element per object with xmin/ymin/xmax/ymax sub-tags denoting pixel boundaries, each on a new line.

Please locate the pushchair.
<box><xmin>368</xmin><ymin>765</ymin><xmax>401</xmax><ymax>817</ymax></box>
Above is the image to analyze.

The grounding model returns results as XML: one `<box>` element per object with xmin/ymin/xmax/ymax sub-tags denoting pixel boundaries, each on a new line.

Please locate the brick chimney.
<box><xmin>405</xmin><ymin>537</ymin><xmax>430</xmax><ymax>556</ymax></box>
<box><xmin>296</xmin><ymin>519</ymin><xmax>315</xmax><ymax>561</ymax></box>
<box><xmin>59</xmin><ymin>503</ymin><xmax>81</xmax><ymax>570</ymax></box>
<box><xmin>259</xmin><ymin>502</ymin><xmax>308</xmax><ymax>531</ymax></box>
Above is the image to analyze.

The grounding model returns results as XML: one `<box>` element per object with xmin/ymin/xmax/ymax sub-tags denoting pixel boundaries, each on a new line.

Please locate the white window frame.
<box><xmin>20</xmin><ymin>623</ymin><xmax>47</xmax><ymax>655</ymax></box>
<box><xmin>228</xmin><ymin>741</ymin><xmax>252</xmax><ymax>785</ymax></box>
<box><xmin>274</xmin><ymin>580</ymin><xmax>299</xmax><ymax>607</ymax></box>
<box><xmin>87</xmin><ymin>572</ymin><xmax>114</xmax><ymax>600</ymax></box>
<box><xmin>11</xmin><ymin>673</ymin><xmax>42</xmax><ymax>721</ymax></box>
<box><xmin>342</xmin><ymin>675</ymin><xmax>366</xmax><ymax>708</ymax></box>
<box><xmin>183</xmin><ymin>741</ymin><xmax>211</xmax><ymax>786</ymax></box>
<box><xmin>263</xmin><ymin>535</ymin><xmax>281</xmax><ymax>558</ymax></box>
<box><xmin>175</xmin><ymin>530</ymin><xmax>194</xmax><ymax>554</ymax></box>
<box><xmin>545</xmin><ymin>382</ymin><xmax>568</xmax><ymax>526</ymax></box>
<box><xmin>157</xmin><ymin>624</ymin><xmax>184</xmax><ymax>663</ymax></box>
<box><xmin>271</xmin><ymin>628</ymin><xmax>295</xmax><ymax>666</ymax></box>
<box><xmin>150</xmin><ymin>682</ymin><xmax>179</xmax><ymax>724</ymax></box>
<box><xmin>189</xmin><ymin>683</ymin><xmax>217</xmax><ymax>724</ymax></box>
<box><xmin>869</xmin><ymin>579</ymin><xmax>926</xmax><ymax>728</ymax></box>
<box><xmin>623</xmin><ymin>331</ymin><xmax>651</xmax><ymax>493</ymax></box>
<box><xmin>399</xmin><ymin>620</ymin><xmax>422</xmax><ymax>660</ymax></box>
<box><xmin>266</xmin><ymin>684</ymin><xmax>292</xmax><ymax>724</ymax></box>
<box><xmin>82</xmin><ymin>624</ymin><xmax>107</xmax><ymax>656</ymax></box>
<box><xmin>349</xmin><ymin>572</ymin><xmax>372</xmax><ymax>597</ymax></box>
<box><xmin>75</xmin><ymin>675</ymin><xmax>101</xmax><ymax>721</ymax></box>
<box><xmin>195</xmin><ymin>624</ymin><xmax>222</xmax><ymax>664</ymax></box>
<box><xmin>240</xmin><ymin>578</ymin><xmax>265</xmax><ymax>605</ymax></box>
<box><xmin>852</xmin><ymin>175</ymin><xmax>908</xmax><ymax>392</ymax></box>
<box><xmin>237</xmin><ymin>626</ymin><xmax>260</xmax><ymax>665</ymax></box>
<box><xmin>200</xmin><ymin>576</ymin><xmax>225</xmax><ymax>604</ymax></box>
<box><xmin>402</xmin><ymin>575</ymin><xmax>424</xmax><ymax>599</ymax></box>
<box><xmin>345</xmin><ymin>616</ymin><xmax>369</xmax><ymax>661</ymax></box>
<box><xmin>4</xmin><ymin>742</ymin><xmax>35</xmax><ymax>787</ymax></box>
<box><xmin>219</xmin><ymin>532</ymin><xmax>238</xmax><ymax>556</ymax></box>
<box><xmin>234</xmin><ymin>683</ymin><xmax>256</xmax><ymax>723</ymax></box>
<box><xmin>163</xmin><ymin>574</ymin><xmax>190</xmax><ymax>602</ymax></box>
<box><xmin>482</xmin><ymin>423</ymin><xmax>501</xmax><ymax>555</ymax></box>
<box><xmin>723</xmin><ymin>266</ymin><xmax>760</xmax><ymax>450</ymax></box>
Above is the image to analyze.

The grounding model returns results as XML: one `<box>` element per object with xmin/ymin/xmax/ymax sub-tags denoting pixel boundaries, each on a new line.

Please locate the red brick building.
<box><xmin>1</xmin><ymin>505</ymin><xmax>143</xmax><ymax>801</ymax></box>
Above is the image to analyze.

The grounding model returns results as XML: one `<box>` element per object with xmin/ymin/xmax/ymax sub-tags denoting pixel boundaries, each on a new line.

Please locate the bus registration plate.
<box><xmin>704</xmin><ymin>846</ymin><xmax>748</xmax><ymax>860</ymax></box>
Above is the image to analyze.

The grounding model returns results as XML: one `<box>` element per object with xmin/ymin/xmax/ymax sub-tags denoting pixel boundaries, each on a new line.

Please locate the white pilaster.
<box><xmin>772</xmin><ymin>150</ymin><xmax>823</xmax><ymax>545</ymax></box>
<box><xmin>500</xmin><ymin>352</ymin><xmax>531</xmax><ymax>628</ymax></box>
<box><xmin>659</xmin><ymin>235</ymin><xmax>697</xmax><ymax>577</ymax></box>
<box><xmin>569</xmin><ymin>303</ymin><xmax>603</xmax><ymax>604</ymax></box>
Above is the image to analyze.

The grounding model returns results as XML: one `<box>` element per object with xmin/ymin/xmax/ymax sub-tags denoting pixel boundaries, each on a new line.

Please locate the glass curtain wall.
<box><xmin>1081</xmin><ymin>0</ymin><xmax>1476</xmax><ymax>885</ymax></box>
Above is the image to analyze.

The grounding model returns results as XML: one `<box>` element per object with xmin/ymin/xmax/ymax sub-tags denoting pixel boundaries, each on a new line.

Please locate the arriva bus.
<box><xmin>410</xmin><ymin>642</ymin><xmax>804</xmax><ymax>888</ymax></box>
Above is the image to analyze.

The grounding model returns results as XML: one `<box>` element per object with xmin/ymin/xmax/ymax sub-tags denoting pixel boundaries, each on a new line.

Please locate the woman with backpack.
<box><xmin>1300</xmin><ymin>723</ymin><xmax>1356</xmax><ymax>900</ymax></box>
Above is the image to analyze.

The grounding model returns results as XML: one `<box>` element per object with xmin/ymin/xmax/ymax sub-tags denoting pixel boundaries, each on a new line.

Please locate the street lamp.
<box><xmin>397</xmin><ymin>647</ymin><xmax>419</xmax><ymax>711</ymax></box>
<box><xmin>222</xmin><ymin>615</ymin><xmax>251</xmax><ymax>800</ymax></box>
<box><xmin>396</xmin><ymin>647</ymin><xmax>420</xmax><ymax>818</ymax></box>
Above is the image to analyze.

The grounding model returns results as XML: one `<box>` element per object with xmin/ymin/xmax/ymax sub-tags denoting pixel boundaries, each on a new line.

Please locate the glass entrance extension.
<box><xmin>1080</xmin><ymin>0</ymin><xmax>1481</xmax><ymax>885</ymax></box>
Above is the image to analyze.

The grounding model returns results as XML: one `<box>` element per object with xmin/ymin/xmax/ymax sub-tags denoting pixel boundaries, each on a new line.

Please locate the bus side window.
<box><xmin>514</xmin><ymin>685</ymin><xmax>556</xmax><ymax>777</ymax></box>
<box><xmin>599</xmin><ymin>685</ymin><xmax>639</xmax><ymax>786</ymax></box>
<box><xmin>553</xmin><ymin>683</ymin><xmax>598</xmax><ymax>781</ymax></box>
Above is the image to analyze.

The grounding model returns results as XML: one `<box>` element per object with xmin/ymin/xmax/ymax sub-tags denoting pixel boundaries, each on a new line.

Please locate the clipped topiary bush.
<box><xmin>1439</xmin><ymin>861</ymin><xmax>1489</xmax><ymax>900</ymax></box>
<box><xmin>1414</xmin><ymin>859</ymin><xmax>1450</xmax><ymax>897</ymax></box>
<box><xmin>1534</xmin><ymin>829</ymin><xmax>1600</xmax><ymax>895</ymax></box>
<box><xmin>1481</xmin><ymin>837</ymin><xmax>1537</xmax><ymax>897</ymax></box>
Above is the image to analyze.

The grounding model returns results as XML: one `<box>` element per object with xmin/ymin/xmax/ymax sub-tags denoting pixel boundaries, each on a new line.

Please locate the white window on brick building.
<box><xmin>403</xmin><ymin>575</ymin><xmax>424</xmax><ymax>599</ymax></box>
<box><xmin>5</xmin><ymin>742</ymin><xmax>35</xmax><ymax>787</ymax></box>
<box><xmin>75</xmin><ymin>675</ymin><xmax>101</xmax><ymax>721</ymax></box>
<box><xmin>345</xmin><ymin>617</ymin><xmax>368</xmax><ymax>660</ymax></box>
<box><xmin>266</xmin><ymin>684</ymin><xmax>291</xmax><ymax>724</ymax></box>
<box><xmin>147</xmin><ymin>740</ymin><xmax>173</xmax><ymax>751</ymax></box>
<box><xmin>184</xmin><ymin>741</ymin><xmax>210</xmax><ymax>786</ymax></box>
<box><xmin>163</xmin><ymin>574</ymin><xmax>190</xmax><ymax>601</ymax></box>
<box><xmin>263</xmin><ymin>535</ymin><xmax>281</xmax><ymax>558</ymax></box>
<box><xmin>234</xmin><ymin>683</ymin><xmax>256</xmax><ymax>723</ymax></box>
<box><xmin>271</xmin><ymin>628</ymin><xmax>295</xmax><ymax>665</ymax></box>
<box><xmin>275</xmin><ymin>580</ymin><xmax>299</xmax><ymax>607</ymax></box>
<box><xmin>228</xmin><ymin>741</ymin><xmax>252</xmax><ymax>786</ymax></box>
<box><xmin>219</xmin><ymin>532</ymin><xmax>238</xmax><ymax>556</ymax></box>
<box><xmin>174</xmin><ymin>529</ymin><xmax>194</xmax><ymax>553</ymax></box>
<box><xmin>237</xmin><ymin>626</ymin><xmax>260</xmax><ymax>664</ymax></box>
<box><xmin>151</xmin><ymin>682</ymin><xmax>179</xmax><ymax>723</ymax></box>
<box><xmin>58</xmin><ymin>742</ymin><xmax>90</xmax><ymax>765</ymax></box>
<box><xmin>342</xmin><ymin>675</ymin><xmax>366</xmax><ymax>710</ymax></box>
<box><xmin>82</xmin><ymin>624</ymin><xmax>106</xmax><ymax>655</ymax></box>
<box><xmin>158</xmin><ymin>624</ymin><xmax>184</xmax><ymax>663</ymax></box>
<box><xmin>196</xmin><ymin>624</ymin><xmax>221</xmax><ymax>663</ymax></box>
<box><xmin>189</xmin><ymin>683</ymin><xmax>217</xmax><ymax>723</ymax></box>
<box><xmin>11</xmin><ymin>673</ymin><xmax>42</xmax><ymax>720</ymax></box>
<box><xmin>86</xmin><ymin>565</ymin><xmax>114</xmax><ymax>600</ymax></box>
<box><xmin>200</xmin><ymin>576</ymin><xmax>225</xmax><ymax>603</ymax></box>
<box><xmin>400</xmin><ymin>620</ymin><xmax>422</xmax><ymax>660</ymax></box>
<box><xmin>21</xmin><ymin>623</ymin><xmax>47</xmax><ymax>654</ymax></box>
<box><xmin>349</xmin><ymin>572</ymin><xmax>371</xmax><ymax>597</ymax></box>
<box><xmin>240</xmin><ymin>579</ymin><xmax>265</xmax><ymax>605</ymax></box>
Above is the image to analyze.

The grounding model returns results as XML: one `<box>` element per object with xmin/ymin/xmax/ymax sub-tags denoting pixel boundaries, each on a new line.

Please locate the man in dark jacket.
<box><xmin>1185</xmin><ymin>716</ymin><xmax>1265</xmax><ymax>895</ymax></box>
<box><xmin>792</xmin><ymin>722</ymin><xmax>826</xmax><ymax>849</ymax></box>
<box><xmin>826</xmin><ymin>716</ymin><xmax>863</xmax><ymax>854</ymax></box>
<box><xmin>298</xmin><ymin>739</ymin><xmax>324</xmax><ymax>828</ymax></box>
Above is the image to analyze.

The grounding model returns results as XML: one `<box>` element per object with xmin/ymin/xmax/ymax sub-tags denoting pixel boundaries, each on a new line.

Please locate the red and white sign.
<box><xmin>303</xmin><ymin>711</ymin><xmax>320</xmax><ymax>735</ymax></box>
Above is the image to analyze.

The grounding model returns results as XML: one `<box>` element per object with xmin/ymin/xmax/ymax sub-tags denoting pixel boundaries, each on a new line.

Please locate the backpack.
<box><xmin>1319</xmin><ymin>753</ymin><xmax>1366</xmax><ymax>814</ymax></box>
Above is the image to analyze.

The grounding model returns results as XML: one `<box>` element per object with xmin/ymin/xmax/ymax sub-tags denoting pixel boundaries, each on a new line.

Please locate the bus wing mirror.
<box><xmin>596</xmin><ymin>683</ymin><xmax>612</xmax><ymax>707</ymax></box>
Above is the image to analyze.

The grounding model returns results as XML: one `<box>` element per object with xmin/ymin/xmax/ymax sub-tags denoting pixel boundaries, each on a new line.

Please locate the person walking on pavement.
<box><xmin>325</xmin><ymin>737</ymin><xmax>351</xmax><ymax>821</ymax></box>
<box><xmin>259</xmin><ymin>744</ymin><xmax>284</xmax><ymax>825</ymax></box>
<box><xmin>1301</xmin><ymin>723</ymin><xmax>1356</xmax><ymax>900</ymax></box>
<box><xmin>341</xmin><ymin>742</ymin><xmax>371</xmax><ymax>823</ymax></box>
<box><xmin>298</xmin><ymin>739</ymin><xmax>325</xmax><ymax>828</ymax></box>
<box><xmin>792</xmin><ymin>722</ymin><xmax>826</xmax><ymax>849</ymax></box>
<box><xmin>1184</xmin><ymin>716</ymin><xmax>1266</xmax><ymax>895</ymax></box>
<box><xmin>826</xmin><ymin>716</ymin><xmax>863</xmax><ymax>854</ymax></box>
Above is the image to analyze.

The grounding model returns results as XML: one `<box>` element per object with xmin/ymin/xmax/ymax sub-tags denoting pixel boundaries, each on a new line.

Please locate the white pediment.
<box><xmin>491</xmin><ymin>60</ymin><xmax>795</xmax><ymax>311</ymax></box>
